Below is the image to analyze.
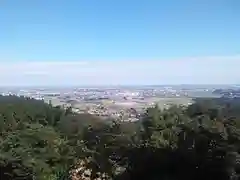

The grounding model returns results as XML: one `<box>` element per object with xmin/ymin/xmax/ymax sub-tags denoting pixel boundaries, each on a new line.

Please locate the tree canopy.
<box><xmin>1</xmin><ymin>95</ymin><xmax>240</xmax><ymax>180</ymax></box>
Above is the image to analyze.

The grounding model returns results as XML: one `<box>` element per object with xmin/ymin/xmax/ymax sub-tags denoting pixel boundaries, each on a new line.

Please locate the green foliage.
<box><xmin>0</xmin><ymin>95</ymin><xmax>75</xmax><ymax>179</ymax></box>
<box><xmin>2</xmin><ymin>95</ymin><xmax>240</xmax><ymax>180</ymax></box>
<box><xmin>117</xmin><ymin>98</ymin><xmax>240</xmax><ymax>180</ymax></box>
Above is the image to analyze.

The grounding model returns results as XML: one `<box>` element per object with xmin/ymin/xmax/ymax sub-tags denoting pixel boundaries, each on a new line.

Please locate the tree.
<box><xmin>2</xmin><ymin>95</ymin><xmax>240</xmax><ymax>180</ymax></box>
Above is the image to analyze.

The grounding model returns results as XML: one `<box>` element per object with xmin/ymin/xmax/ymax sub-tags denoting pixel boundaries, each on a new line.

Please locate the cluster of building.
<box><xmin>0</xmin><ymin>85</ymin><xmax>219</xmax><ymax>122</ymax></box>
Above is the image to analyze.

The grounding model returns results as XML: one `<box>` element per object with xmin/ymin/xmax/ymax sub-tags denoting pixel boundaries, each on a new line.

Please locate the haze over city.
<box><xmin>0</xmin><ymin>56</ymin><xmax>239</xmax><ymax>86</ymax></box>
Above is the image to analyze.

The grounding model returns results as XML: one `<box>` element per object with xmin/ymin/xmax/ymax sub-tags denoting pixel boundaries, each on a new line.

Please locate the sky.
<box><xmin>0</xmin><ymin>0</ymin><xmax>240</xmax><ymax>86</ymax></box>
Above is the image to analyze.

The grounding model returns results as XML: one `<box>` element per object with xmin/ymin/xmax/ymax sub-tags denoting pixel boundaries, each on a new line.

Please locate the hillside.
<box><xmin>0</xmin><ymin>95</ymin><xmax>240</xmax><ymax>180</ymax></box>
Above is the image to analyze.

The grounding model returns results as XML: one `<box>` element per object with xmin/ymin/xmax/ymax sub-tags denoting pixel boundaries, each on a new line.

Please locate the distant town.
<box><xmin>0</xmin><ymin>85</ymin><xmax>239</xmax><ymax>122</ymax></box>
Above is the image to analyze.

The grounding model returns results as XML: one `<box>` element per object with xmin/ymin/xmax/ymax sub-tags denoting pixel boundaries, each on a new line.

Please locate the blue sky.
<box><xmin>0</xmin><ymin>0</ymin><xmax>240</xmax><ymax>85</ymax></box>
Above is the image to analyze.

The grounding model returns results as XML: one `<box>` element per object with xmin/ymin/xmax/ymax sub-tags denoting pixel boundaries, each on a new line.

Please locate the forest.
<box><xmin>1</xmin><ymin>95</ymin><xmax>240</xmax><ymax>180</ymax></box>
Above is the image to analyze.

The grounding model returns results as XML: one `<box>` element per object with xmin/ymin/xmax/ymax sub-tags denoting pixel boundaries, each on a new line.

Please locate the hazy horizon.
<box><xmin>0</xmin><ymin>84</ymin><xmax>239</xmax><ymax>89</ymax></box>
<box><xmin>0</xmin><ymin>56</ymin><xmax>239</xmax><ymax>86</ymax></box>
